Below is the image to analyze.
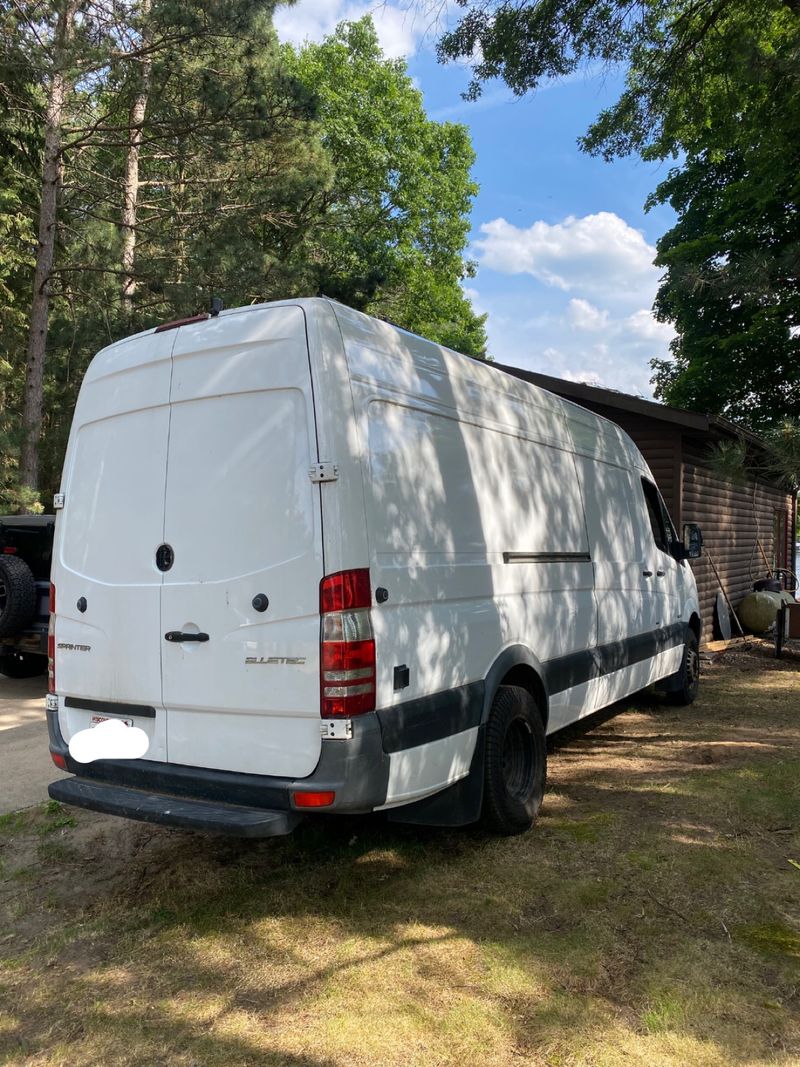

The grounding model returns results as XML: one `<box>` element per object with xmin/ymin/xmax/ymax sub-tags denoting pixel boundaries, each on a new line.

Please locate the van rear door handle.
<box><xmin>656</xmin><ymin>570</ymin><xmax>665</xmax><ymax>577</ymax></box>
<box><xmin>165</xmin><ymin>631</ymin><xmax>209</xmax><ymax>643</ymax></box>
<box><xmin>642</xmin><ymin>570</ymin><xmax>653</xmax><ymax>578</ymax></box>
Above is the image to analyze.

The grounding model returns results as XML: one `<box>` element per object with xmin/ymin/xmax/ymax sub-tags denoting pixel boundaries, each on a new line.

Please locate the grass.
<box><xmin>0</xmin><ymin>639</ymin><xmax>799</xmax><ymax>1066</ymax></box>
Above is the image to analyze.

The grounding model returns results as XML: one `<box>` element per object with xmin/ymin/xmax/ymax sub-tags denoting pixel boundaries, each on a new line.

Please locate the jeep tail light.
<box><xmin>320</xmin><ymin>568</ymin><xmax>375</xmax><ymax>717</ymax></box>
<box><xmin>51</xmin><ymin>752</ymin><xmax>66</xmax><ymax>770</ymax></box>
<box><xmin>48</xmin><ymin>583</ymin><xmax>55</xmax><ymax>694</ymax></box>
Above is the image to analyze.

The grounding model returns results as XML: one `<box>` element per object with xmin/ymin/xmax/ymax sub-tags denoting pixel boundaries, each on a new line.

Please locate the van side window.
<box><xmin>660</xmin><ymin>499</ymin><xmax>677</xmax><ymax>545</ymax></box>
<box><xmin>641</xmin><ymin>478</ymin><xmax>668</xmax><ymax>552</ymax></box>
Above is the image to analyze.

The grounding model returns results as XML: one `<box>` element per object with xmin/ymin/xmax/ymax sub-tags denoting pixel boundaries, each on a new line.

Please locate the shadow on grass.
<box><xmin>2</xmin><ymin>671</ymin><xmax>799</xmax><ymax>1066</ymax></box>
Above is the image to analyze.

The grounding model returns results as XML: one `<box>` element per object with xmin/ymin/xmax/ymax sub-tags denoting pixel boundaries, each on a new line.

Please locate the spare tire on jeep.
<box><xmin>0</xmin><ymin>555</ymin><xmax>37</xmax><ymax>638</ymax></box>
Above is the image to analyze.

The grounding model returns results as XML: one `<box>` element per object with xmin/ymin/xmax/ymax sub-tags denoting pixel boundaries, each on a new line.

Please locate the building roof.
<box><xmin>490</xmin><ymin>363</ymin><xmax>769</xmax><ymax>450</ymax></box>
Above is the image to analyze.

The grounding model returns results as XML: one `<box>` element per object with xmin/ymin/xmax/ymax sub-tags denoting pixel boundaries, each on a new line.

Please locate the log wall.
<box><xmin>682</xmin><ymin>463</ymin><xmax>794</xmax><ymax>637</ymax></box>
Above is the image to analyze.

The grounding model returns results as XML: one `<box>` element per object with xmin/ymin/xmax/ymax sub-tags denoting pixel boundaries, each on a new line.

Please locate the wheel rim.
<box><xmin>502</xmin><ymin>718</ymin><xmax>535</xmax><ymax>800</ymax></box>
<box><xmin>687</xmin><ymin>646</ymin><xmax>699</xmax><ymax>689</ymax></box>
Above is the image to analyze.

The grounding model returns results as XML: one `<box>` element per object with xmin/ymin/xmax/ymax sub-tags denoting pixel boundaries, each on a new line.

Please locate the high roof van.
<box><xmin>47</xmin><ymin>298</ymin><xmax>703</xmax><ymax>836</ymax></box>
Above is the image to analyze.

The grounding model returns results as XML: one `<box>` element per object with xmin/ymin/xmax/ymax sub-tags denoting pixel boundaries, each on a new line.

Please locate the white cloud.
<box><xmin>274</xmin><ymin>0</ymin><xmax>425</xmax><ymax>58</ymax></box>
<box><xmin>567</xmin><ymin>298</ymin><xmax>609</xmax><ymax>331</ymax></box>
<box><xmin>562</xmin><ymin>369</ymin><xmax>603</xmax><ymax>387</ymax></box>
<box><xmin>474</xmin><ymin>211</ymin><xmax>659</xmax><ymax>300</ymax></box>
<box><xmin>469</xmin><ymin>209</ymin><xmax>677</xmax><ymax>396</ymax></box>
<box><xmin>626</xmin><ymin>308</ymin><xmax>673</xmax><ymax>342</ymax></box>
<box><xmin>462</xmin><ymin>284</ymin><xmax>481</xmax><ymax>305</ymax></box>
<box><xmin>484</xmin><ymin>293</ymin><xmax>671</xmax><ymax>396</ymax></box>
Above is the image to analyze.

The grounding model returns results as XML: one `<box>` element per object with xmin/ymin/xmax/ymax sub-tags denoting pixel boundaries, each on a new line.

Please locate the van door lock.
<box><xmin>165</xmin><ymin>631</ymin><xmax>210</xmax><ymax>643</ymax></box>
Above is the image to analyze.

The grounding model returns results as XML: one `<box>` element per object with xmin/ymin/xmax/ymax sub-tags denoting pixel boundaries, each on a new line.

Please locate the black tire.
<box><xmin>0</xmin><ymin>556</ymin><xmax>37</xmax><ymax>638</ymax></box>
<box><xmin>665</xmin><ymin>630</ymin><xmax>700</xmax><ymax>705</ymax></box>
<box><xmin>0</xmin><ymin>651</ymin><xmax>47</xmax><ymax>678</ymax></box>
<box><xmin>481</xmin><ymin>685</ymin><xmax>546</xmax><ymax>835</ymax></box>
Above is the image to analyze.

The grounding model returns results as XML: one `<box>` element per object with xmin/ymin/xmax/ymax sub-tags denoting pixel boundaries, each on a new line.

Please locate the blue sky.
<box><xmin>275</xmin><ymin>1</ymin><xmax>679</xmax><ymax>397</ymax></box>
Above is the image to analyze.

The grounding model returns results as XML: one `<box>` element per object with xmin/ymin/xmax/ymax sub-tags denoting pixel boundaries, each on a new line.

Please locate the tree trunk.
<box><xmin>120</xmin><ymin>0</ymin><xmax>152</xmax><ymax>311</ymax></box>
<box><xmin>20</xmin><ymin>0</ymin><xmax>78</xmax><ymax>496</ymax></box>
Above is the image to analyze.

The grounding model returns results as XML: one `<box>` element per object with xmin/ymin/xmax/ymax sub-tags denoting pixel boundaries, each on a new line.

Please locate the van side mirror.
<box><xmin>682</xmin><ymin>522</ymin><xmax>703</xmax><ymax>559</ymax></box>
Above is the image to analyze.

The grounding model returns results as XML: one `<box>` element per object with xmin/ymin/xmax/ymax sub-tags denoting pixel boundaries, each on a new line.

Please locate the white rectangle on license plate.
<box><xmin>91</xmin><ymin>714</ymin><xmax>134</xmax><ymax>728</ymax></box>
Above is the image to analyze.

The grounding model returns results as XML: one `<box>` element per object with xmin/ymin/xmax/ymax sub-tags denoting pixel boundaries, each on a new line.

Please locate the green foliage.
<box><xmin>582</xmin><ymin>1</ymin><xmax>800</xmax><ymax>161</ymax></box>
<box><xmin>438</xmin><ymin>0</ymin><xmax>799</xmax><ymax>159</ymax></box>
<box><xmin>437</xmin><ymin>0</ymin><xmax>800</xmax><ymax>425</ymax></box>
<box><xmin>119</xmin><ymin>1</ymin><xmax>327</xmax><ymax>316</ymax></box>
<box><xmin>0</xmin><ymin>5</ymin><xmax>484</xmax><ymax>502</ymax></box>
<box><xmin>647</xmin><ymin>12</ymin><xmax>800</xmax><ymax>431</ymax></box>
<box><xmin>286</xmin><ymin>19</ymin><xmax>486</xmax><ymax>355</ymax></box>
<box><xmin>707</xmin><ymin>422</ymin><xmax>800</xmax><ymax>491</ymax></box>
<box><xmin>0</xmin><ymin>1</ymin><xmax>47</xmax><ymax>509</ymax></box>
<box><xmin>706</xmin><ymin>439</ymin><xmax>749</xmax><ymax>488</ymax></box>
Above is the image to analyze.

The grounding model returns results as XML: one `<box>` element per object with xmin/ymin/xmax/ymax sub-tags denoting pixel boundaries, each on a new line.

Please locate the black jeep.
<box><xmin>0</xmin><ymin>515</ymin><xmax>55</xmax><ymax>678</ymax></box>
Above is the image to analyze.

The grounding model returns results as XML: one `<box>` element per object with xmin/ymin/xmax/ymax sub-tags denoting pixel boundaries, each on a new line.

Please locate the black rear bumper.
<box><xmin>46</xmin><ymin>706</ymin><xmax>391</xmax><ymax>835</ymax></box>
<box><xmin>49</xmin><ymin>777</ymin><xmax>300</xmax><ymax>837</ymax></box>
<box><xmin>45</xmin><ymin>682</ymin><xmax>487</xmax><ymax>835</ymax></box>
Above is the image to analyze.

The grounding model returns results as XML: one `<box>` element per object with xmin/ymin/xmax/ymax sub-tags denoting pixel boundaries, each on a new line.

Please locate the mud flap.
<box><xmin>655</xmin><ymin>625</ymin><xmax>690</xmax><ymax>693</ymax></box>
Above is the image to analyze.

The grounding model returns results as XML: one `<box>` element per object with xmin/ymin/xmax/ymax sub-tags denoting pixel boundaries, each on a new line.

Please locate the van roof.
<box><xmin>88</xmin><ymin>298</ymin><xmax>649</xmax><ymax>475</ymax></box>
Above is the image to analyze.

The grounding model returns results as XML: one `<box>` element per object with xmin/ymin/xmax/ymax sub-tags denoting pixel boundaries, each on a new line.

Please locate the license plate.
<box><xmin>91</xmin><ymin>714</ymin><xmax>134</xmax><ymax>728</ymax></box>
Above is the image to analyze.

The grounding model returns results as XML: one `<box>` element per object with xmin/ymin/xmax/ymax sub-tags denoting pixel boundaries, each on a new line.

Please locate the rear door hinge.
<box><xmin>309</xmin><ymin>462</ymin><xmax>338</xmax><ymax>484</ymax></box>
<box><xmin>321</xmin><ymin>718</ymin><xmax>352</xmax><ymax>740</ymax></box>
<box><xmin>53</xmin><ymin>493</ymin><xmax>65</xmax><ymax>510</ymax></box>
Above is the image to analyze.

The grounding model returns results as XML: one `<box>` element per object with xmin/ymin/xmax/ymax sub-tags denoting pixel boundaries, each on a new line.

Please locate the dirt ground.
<box><xmin>0</xmin><ymin>638</ymin><xmax>798</xmax><ymax>1067</ymax></box>
<box><xmin>0</xmin><ymin>674</ymin><xmax>66</xmax><ymax>816</ymax></box>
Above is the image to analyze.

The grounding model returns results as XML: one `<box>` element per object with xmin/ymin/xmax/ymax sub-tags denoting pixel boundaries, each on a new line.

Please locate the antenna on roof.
<box><xmin>210</xmin><ymin>296</ymin><xmax>223</xmax><ymax>318</ymax></box>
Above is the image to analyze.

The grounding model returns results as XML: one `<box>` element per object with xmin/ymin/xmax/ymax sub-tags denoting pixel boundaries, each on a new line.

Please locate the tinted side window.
<box><xmin>641</xmin><ymin>478</ymin><xmax>668</xmax><ymax>551</ymax></box>
<box><xmin>661</xmin><ymin>501</ymin><xmax>677</xmax><ymax>545</ymax></box>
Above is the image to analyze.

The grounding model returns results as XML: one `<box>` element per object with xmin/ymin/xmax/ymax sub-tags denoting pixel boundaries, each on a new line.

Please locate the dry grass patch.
<box><xmin>1</xmin><ymin>639</ymin><xmax>799</xmax><ymax>1066</ymax></box>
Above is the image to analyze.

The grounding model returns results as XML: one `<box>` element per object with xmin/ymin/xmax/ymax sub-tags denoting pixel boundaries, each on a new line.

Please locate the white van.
<box><xmin>47</xmin><ymin>298</ymin><xmax>702</xmax><ymax>836</ymax></box>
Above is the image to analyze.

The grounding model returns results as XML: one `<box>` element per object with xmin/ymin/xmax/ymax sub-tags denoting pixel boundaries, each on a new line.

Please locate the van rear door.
<box><xmin>55</xmin><ymin>329</ymin><xmax>175</xmax><ymax>759</ymax></box>
<box><xmin>160</xmin><ymin>306</ymin><xmax>324</xmax><ymax>778</ymax></box>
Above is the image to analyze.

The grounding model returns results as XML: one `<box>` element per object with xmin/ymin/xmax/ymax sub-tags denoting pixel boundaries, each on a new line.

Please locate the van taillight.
<box><xmin>48</xmin><ymin>583</ymin><xmax>55</xmax><ymax>694</ymax></box>
<box><xmin>320</xmin><ymin>569</ymin><xmax>375</xmax><ymax>717</ymax></box>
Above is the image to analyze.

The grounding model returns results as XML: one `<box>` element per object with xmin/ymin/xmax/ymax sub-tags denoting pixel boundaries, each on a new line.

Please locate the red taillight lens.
<box><xmin>2</xmin><ymin>546</ymin><xmax>17</xmax><ymax>554</ymax></box>
<box><xmin>293</xmin><ymin>790</ymin><xmax>335</xmax><ymax>808</ymax></box>
<box><xmin>48</xmin><ymin>583</ymin><xmax>55</xmax><ymax>694</ymax></box>
<box><xmin>322</xmin><ymin>638</ymin><xmax>375</xmax><ymax>673</ymax></box>
<box><xmin>320</xmin><ymin>570</ymin><xmax>376</xmax><ymax>718</ymax></box>
<box><xmin>320</xmin><ymin>569</ymin><xmax>371</xmax><ymax>613</ymax></box>
<box><xmin>51</xmin><ymin>752</ymin><xmax>66</xmax><ymax>770</ymax></box>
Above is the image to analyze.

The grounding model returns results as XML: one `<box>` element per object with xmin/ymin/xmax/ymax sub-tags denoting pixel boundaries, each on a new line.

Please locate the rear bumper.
<box><xmin>48</xmin><ymin>777</ymin><xmax>301</xmax><ymax>837</ymax></box>
<box><xmin>1</xmin><ymin>626</ymin><xmax>48</xmax><ymax>657</ymax></box>
<box><xmin>46</xmin><ymin>707</ymin><xmax>390</xmax><ymax>834</ymax></box>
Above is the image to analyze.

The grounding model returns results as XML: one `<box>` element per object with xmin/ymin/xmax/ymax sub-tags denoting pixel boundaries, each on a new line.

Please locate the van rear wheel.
<box><xmin>665</xmin><ymin>630</ymin><xmax>700</xmax><ymax>705</ymax></box>
<box><xmin>482</xmin><ymin>685</ymin><xmax>546</xmax><ymax>835</ymax></box>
